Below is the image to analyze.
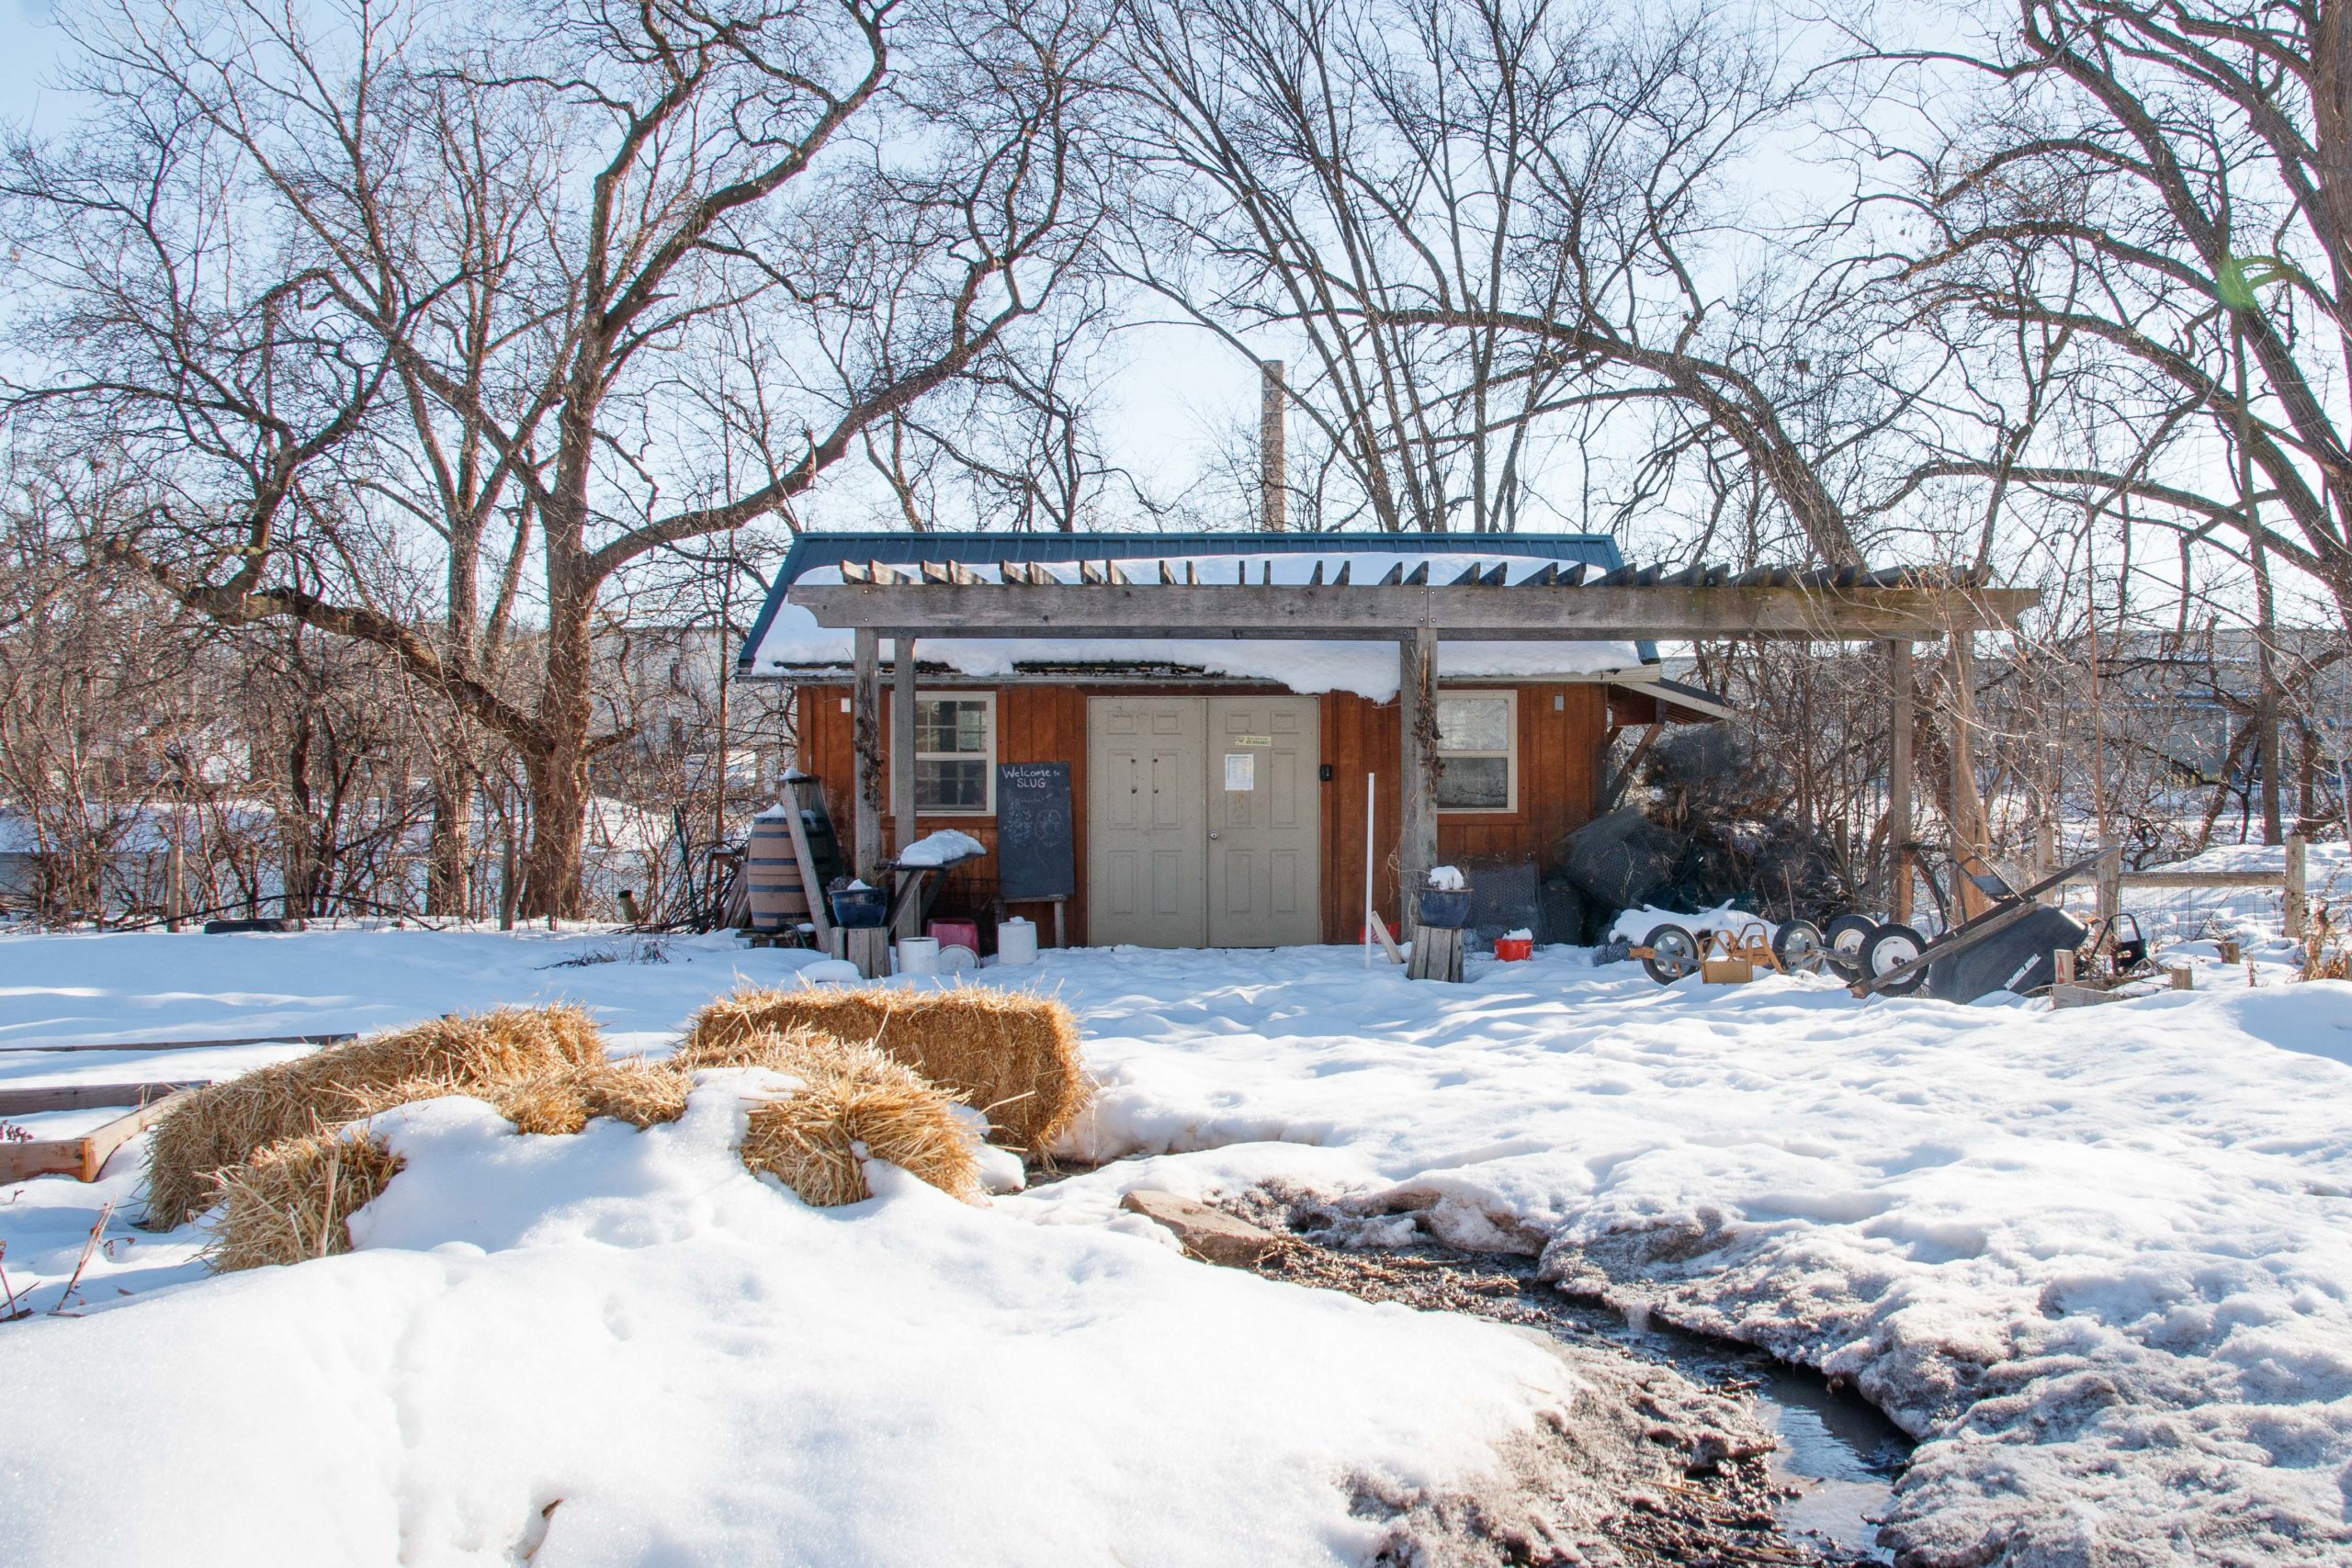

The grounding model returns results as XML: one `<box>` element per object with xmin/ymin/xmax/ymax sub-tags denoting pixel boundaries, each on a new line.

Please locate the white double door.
<box><xmin>1086</xmin><ymin>695</ymin><xmax>1319</xmax><ymax>948</ymax></box>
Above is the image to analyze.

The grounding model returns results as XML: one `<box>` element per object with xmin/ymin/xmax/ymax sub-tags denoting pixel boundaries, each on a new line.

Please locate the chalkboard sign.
<box><xmin>996</xmin><ymin>762</ymin><xmax>1075</xmax><ymax>900</ymax></box>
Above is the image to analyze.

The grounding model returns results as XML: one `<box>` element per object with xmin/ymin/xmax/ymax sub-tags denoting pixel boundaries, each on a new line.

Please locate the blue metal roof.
<box><xmin>740</xmin><ymin>530</ymin><xmax>1640</xmax><ymax>672</ymax></box>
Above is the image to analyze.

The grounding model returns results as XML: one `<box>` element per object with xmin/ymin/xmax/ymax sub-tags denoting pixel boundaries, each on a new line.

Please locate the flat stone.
<box><xmin>1117</xmin><ymin>1190</ymin><xmax>1284</xmax><ymax>1266</ymax></box>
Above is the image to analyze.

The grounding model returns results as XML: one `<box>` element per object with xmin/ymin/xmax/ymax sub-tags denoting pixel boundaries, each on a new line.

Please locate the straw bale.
<box><xmin>486</xmin><ymin>1059</ymin><xmax>693</xmax><ymax>1135</ymax></box>
<box><xmin>681</xmin><ymin>985</ymin><xmax>1089</xmax><ymax>1153</ymax></box>
<box><xmin>734</xmin><ymin>1030</ymin><xmax>981</xmax><ymax>1206</ymax></box>
<box><xmin>209</xmin><ymin>1131</ymin><xmax>405</xmax><ymax>1272</ymax></box>
<box><xmin>143</xmin><ymin>1004</ymin><xmax>608</xmax><ymax>1227</ymax></box>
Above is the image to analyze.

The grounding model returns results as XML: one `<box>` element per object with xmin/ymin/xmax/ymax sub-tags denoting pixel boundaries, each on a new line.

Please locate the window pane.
<box><xmin>1436</xmin><ymin>696</ymin><xmax>1510</xmax><ymax>753</ymax></box>
<box><xmin>1437</xmin><ymin>755</ymin><xmax>1510</xmax><ymax>808</ymax></box>
<box><xmin>915</xmin><ymin>758</ymin><xmax>989</xmax><ymax>810</ymax></box>
<box><xmin>916</xmin><ymin>698</ymin><xmax>989</xmax><ymax>755</ymax></box>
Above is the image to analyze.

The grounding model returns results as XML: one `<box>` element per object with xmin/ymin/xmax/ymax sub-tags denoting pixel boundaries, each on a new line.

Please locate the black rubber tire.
<box><xmin>1772</xmin><ymin>919</ymin><xmax>1827</xmax><ymax>975</ymax></box>
<box><xmin>1640</xmin><ymin>923</ymin><xmax>1700</xmax><ymax>984</ymax></box>
<box><xmin>1861</xmin><ymin>922</ymin><xmax>1931</xmax><ymax>996</ymax></box>
<box><xmin>1824</xmin><ymin>914</ymin><xmax>1879</xmax><ymax>976</ymax></box>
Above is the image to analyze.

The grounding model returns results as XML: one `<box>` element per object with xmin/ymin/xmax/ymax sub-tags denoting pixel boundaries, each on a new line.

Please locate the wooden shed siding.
<box><xmin>796</xmin><ymin>678</ymin><xmax>1611</xmax><ymax>946</ymax></box>
<box><xmin>1317</xmin><ymin>682</ymin><xmax>1605</xmax><ymax>939</ymax></box>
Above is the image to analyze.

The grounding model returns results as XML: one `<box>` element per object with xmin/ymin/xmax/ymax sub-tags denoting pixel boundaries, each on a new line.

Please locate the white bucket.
<box><xmin>996</xmin><ymin>917</ymin><xmax>1038</xmax><ymax>966</ymax></box>
<box><xmin>896</xmin><ymin>936</ymin><xmax>940</xmax><ymax>976</ymax></box>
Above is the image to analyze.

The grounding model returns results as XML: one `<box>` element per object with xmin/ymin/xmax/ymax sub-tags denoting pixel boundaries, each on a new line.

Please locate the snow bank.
<box><xmin>8</xmin><ymin>927</ymin><xmax>2352</xmax><ymax>1562</ymax></box>
<box><xmin>1605</xmin><ymin>903</ymin><xmax>1777</xmax><ymax>944</ymax></box>
<box><xmin>0</xmin><ymin>1078</ymin><xmax>1577</xmax><ymax>1567</ymax></box>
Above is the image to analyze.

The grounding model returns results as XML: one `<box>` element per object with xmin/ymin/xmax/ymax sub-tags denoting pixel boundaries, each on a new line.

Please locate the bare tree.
<box><xmin>4</xmin><ymin>0</ymin><xmax>1107</xmax><ymax>912</ymax></box>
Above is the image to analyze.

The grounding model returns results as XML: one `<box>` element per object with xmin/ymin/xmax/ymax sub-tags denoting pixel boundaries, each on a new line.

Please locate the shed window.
<box><xmin>896</xmin><ymin>693</ymin><xmax>997</xmax><ymax>814</ymax></box>
<box><xmin>1435</xmin><ymin>692</ymin><xmax>1517</xmax><ymax>812</ymax></box>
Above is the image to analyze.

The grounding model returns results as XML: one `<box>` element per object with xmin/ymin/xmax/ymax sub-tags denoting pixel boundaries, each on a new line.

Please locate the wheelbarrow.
<box><xmin>1843</xmin><ymin>848</ymin><xmax>2108</xmax><ymax>1001</ymax></box>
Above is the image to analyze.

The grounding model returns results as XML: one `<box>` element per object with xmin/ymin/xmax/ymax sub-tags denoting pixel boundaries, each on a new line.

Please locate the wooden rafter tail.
<box><xmin>1559</xmin><ymin>562</ymin><xmax>1589</xmax><ymax>586</ymax></box>
<box><xmin>1479</xmin><ymin>562</ymin><xmax>1509</xmax><ymax>586</ymax></box>
<box><xmin>1377</xmin><ymin>562</ymin><xmax>1404</xmax><ymax>586</ymax></box>
<box><xmin>997</xmin><ymin>562</ymin><xmax>1023</xmax><ymax>585</ymax></box>
<box><xmin>867</xmin><ymin>560</ymin><xmax>899</xmax><ymax>585</ymax></box>
<box><xmin>1159</xmin><ymin>560</ymin><xmax>1179</xmax><ymax>585</ymax></box>
<box><xmin>1106</xmin><ymin>561</ymin><xmax>1131</xmax><ymax>586</ymax></box>
<box><xmin>1663</xmin><ymin>563</ymin><xmax>1702</xmax><ymax>588</ymax></box>
<box><xmin>1404</xmin><ymin>562</ymin><xmax>1430</xmax><ymax>585</ymax></box>
<box><xmin>1521</xmin><ymin>562</ymin><xmax>1557</xmax><ymax>587</ymax></box>
<box><xmin>949</xmin><ymin>562</ymin><xmax>986</xmax><ymax>586</ymax></box>
<box><xmin>1330</xmin><ymin>559</ymin><xmax>1351</xmax><ymax>586</ymax></box>
<box><xmin>920</xmin><ymin>560</ymin><xmax>954</xmax><ymax>585</ymax></box>
<box><xmin>1078</xmin><ymin>560</ymin><xmax>1106</xmax><ymax>586</ymax></box>
<box><xmin>1306</xmin><ymin>560</ymin><xmax>1325</xmax><ymax>586</ymax></box>
<box><xmin>1597</xmin><ymin>565</ymin><xmax>1634</xmax><ymax>586</ymax></box>
<box><xmin>1261</xmin><ymin>560</ymin><xmax>1274</xmax><ymax>585</ymax></box>
<box><xmin>1184</xmin><ymin>560</ymin><xmax>1199</xmax><ymax>586</ymax></box>
<box><xmin>1450</xmin><ymin>562</ymin><xmax>1484</xmax><ymax>586</ymax></box>
<box><xmin>841</xmin><ymin>560</ymin><xmax>874</xmax><ymax>584</ymax></box>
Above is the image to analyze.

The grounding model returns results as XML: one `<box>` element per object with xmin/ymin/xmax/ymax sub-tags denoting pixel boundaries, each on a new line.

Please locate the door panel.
<box><xmin>1207</xmin><ymin>696</ymin><xmax>1321</xmax><ymax>947</ymax></box>
<box><xmin>1086</xmin><ymin>698</ymin><xmax>1207</xmax><ymax>947</ymax></box>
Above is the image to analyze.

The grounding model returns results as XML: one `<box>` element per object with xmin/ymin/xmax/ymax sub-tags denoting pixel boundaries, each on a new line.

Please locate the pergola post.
<box><xmin>892</xmin><ymin>637</ymin><xmax>921</xmax><ymax>938</ymax></box>
<box><xmin>1398</xmin><ymin>626</ymin><xmax>1439</xmax><ymax>932</ymax></box>
<box><xmin>1888</xmin><ymin>639</ymin><xmax>1914</xmax><ymax>924</ymax></box>
<box><xmin>852</xmin><ymin>627</ymin><xmax>883</xmax><ymax>884</ymax></box>
<box><xmin>1949</xmin><ymin>629</ymin><xmax>1991</xmax><ymax>920</ymax></box>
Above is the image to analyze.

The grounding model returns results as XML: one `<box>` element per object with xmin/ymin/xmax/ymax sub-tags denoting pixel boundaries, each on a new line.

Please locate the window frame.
<box><xmin>889</xmin><ymin>689</ymin><xmax>999</xmax><ymax>817</ymax></box>
<box><xmin>1432</xmin><ymin>688</ymin><xmax>1520</xmax><ymax>815</ymax></box>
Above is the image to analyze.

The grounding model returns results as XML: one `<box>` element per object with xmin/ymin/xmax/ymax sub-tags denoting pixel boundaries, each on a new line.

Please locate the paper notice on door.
<box><xmin>1224</xmin><ymin>751</ymin><xmax>1255</xmax><ymax>791</ymax></box>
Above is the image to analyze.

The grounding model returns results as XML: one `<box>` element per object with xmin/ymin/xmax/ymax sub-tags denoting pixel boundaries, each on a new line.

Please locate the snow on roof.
<box><xmin>743</xmin><ymin>546</ymin><xmax>1653</xmax><ymax>700</ymax></box>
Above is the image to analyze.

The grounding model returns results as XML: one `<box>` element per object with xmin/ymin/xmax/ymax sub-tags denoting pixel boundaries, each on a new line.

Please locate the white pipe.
<box><xmin>1363</xmin><ymin>772</ymin><xmax>1376</xmax><ymax>968</ymax></box>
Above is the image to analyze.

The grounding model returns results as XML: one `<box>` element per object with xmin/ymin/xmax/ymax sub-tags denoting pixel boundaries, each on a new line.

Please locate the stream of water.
<box><xmin>1532</xmin><ymin>1288</ymin><xmax>1912</xmax><ymax>1563</ymax></box>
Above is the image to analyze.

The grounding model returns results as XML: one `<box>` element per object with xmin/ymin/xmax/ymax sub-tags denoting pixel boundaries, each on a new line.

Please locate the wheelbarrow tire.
<box><xmin>1862</xmin><ymin>922</ymin><xmax>1930</xmax><ymax>996</ymax></box>
<box><xmin>1772</xmin><ymin>919</ymin><xmax>1827</xmax><ymax>975</ymax></box>
<box><xmin>1640</xmin><ymin>923</ymin><xmax>1700</xmax><ymax>985</ymax></box>
<box><xmin>1824</xmin><ymin>914</ymin><xmax>1878</xmax><ymax>976</ymax></box>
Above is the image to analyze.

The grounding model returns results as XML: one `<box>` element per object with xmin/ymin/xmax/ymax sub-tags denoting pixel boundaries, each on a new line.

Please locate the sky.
<box><xmin>0</xmin><ymin>2</ymin><xmax>62</xmax><ymax>131</ymax></box>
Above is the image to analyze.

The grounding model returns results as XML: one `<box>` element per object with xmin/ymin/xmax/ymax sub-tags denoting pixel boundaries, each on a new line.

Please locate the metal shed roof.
<box><xmin>741</xmin><ymin>531</ymin><xmax>1642</xmax><ymax>673</ymax></box>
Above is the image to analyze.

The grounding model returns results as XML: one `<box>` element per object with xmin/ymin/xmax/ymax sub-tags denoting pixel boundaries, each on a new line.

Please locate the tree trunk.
<box><xmin>518</xmin><ymin>555</ymin><xmax>598</xmax><ymax>919</ymax></box>
<box><xmin>426</xmin><ymin>757</ymin><xmax>473</xmax><ymax>916</ymax></box>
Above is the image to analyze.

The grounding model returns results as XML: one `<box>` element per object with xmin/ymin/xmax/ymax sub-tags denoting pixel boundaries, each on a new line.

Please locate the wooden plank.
<box><xmin>1889</xmin><ymin>639</ymin><xmax>1913</xmax><ymax>924</ymax></box>
<box><xmin>1398</xmin><ymin>628</ymin><xmax>1439</xmax><ymax>934</ymax></box>
<box><xmin>0</xmin><ymin>1092</ymin><xmax>188</xmax><ymax>1185</ymax></box>
<box><xmin>789</xmin><ymin>582</ymin><xmax>2041</xmax><ymax>641</ymax></box>
<box><xmin>1367</xmin><ymin>908</ymin><xmax>1406</xmax><ymax>963</ymax></box>
<box><xmin>852</xmin><ymin>627</ymin><xmax>883</xmax><ymax>882</ymax></box>
<box><xmin>0</xmin><ymin>1032</ymin><xmax>355</xmax><ymax>1055</ymax></box>
<box><xmin>2287</xmin><ymin>832</ymin><xmax>2308</xmax><ymax>940</ymax></box>
<box><xmin>784</xmin><ymin>777</ymin><xmax>835</xmax><ymax>951</ymax></box>
<box><xmin>1407</xmin><ymin>923</ymin><xmax>1464</xmax><ymax>982</ymax></box>
<box><xmin>892</xmin><ymin>638</ymin><xmax>920</xmax><ymax>937</ymax></box>
<box><xmin>0</xmin><ymin>1081</ymin><xmax>206</xmax><ymax>1116</ymax></box>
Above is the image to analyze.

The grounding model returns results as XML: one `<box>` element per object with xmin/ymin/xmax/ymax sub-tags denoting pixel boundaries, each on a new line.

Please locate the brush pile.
<box><xmin>681</xmin><ymin>984</ymin><xmax>1091</xmax><ymax>1152</ymax></box>
<box><xmin>162</xmin><ymin>997</ymin><xmax>1026</xmax><ymax>1272</ymax></box>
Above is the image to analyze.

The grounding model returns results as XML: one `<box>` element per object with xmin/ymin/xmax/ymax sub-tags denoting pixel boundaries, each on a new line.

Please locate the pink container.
<box><xmin>930</xmin><ymin>918</ymin><xmax>982</xmax><ymax>958</ymax></box>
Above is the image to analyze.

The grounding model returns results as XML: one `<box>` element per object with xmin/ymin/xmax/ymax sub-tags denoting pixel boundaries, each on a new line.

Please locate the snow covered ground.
<box><xmin>4</xmin><ymin>921</ymin><xmax>2351</xmax><ymax>1564</ymax></box>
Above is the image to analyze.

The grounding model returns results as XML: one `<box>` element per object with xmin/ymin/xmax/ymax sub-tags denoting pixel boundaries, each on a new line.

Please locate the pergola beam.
<box><xmin>789</xmin><ymin>582</ymin><xmax>2036</xmax><ymax>642</ymax></box>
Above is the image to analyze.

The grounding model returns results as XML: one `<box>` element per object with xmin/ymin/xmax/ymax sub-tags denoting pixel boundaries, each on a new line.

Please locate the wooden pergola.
<box><xmin>788</xmin><ymin>560</ymin><xmax>2039</xmax><ymax>933</ymax></box>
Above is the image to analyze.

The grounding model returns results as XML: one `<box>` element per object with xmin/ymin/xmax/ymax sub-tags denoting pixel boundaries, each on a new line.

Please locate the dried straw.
<box><xmin>681</xmin><ymin>985</ymin><xmax>1089</xmax><ymax>1153</ymax></box>
<box><xmin>209</xmin><ymin>1130</ymin><xmax>405</xmax><ymax>1272</ymax></box>
<box><xmin>144</xmin><ymin>1004</ymin><xmax>607</xmax><ymax>1227</ymax></box>
<box><xmin>483</xmin><ymin>1058</ymin><xmax>693</xmax><ymax>1135</ymax></box>
<box><xmin>732</xmin><ymin>1028</ymin><xmax>981</xmax><ymax>1206</ymax></box>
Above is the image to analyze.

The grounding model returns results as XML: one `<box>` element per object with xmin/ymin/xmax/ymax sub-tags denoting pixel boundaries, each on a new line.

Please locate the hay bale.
<box><xmin>143</xmin><ymin>1005</ymin><xmax>607</xmax><ymax>1227</ymax></box>
<box><xmin>680</xmin><ymin>985</ymin><xmax>1089</xmax><ymax>1153</ymax></box>
<box><xmin>484</xmin><ymin>1058</ymin><xmax>693</xmax><ymax>1135</ymax></box>
<box><xmin>209</xmin><ymin>1130</ymin><xmax>405</xmax><ymax>1272</ymax></box>
<box><xmin>731</xmin><ymin>1030</ymin><xmax>981</xmax><ymax>1206</ymax></box>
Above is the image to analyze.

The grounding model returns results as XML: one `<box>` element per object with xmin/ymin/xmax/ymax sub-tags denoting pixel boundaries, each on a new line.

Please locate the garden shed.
<box><xmin>736</xmin><ymin>532</ymin><xmax>2032</xmax><ymax>949</ymax></box>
